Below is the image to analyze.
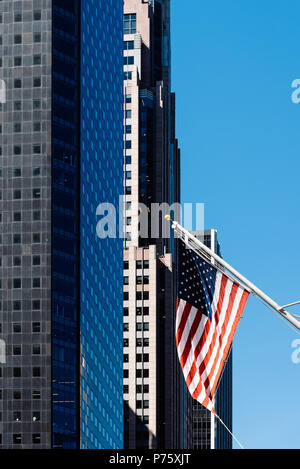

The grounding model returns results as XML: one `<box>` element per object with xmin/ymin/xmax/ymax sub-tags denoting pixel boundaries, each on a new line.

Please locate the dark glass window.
<box><xmin>33</xmin><ymin>33</ymin><xmax>41</xmax><ymax>43</ymax></box>
<box><xmin>124</xmin><ymin>14</ymin><xmax>136</xmax><ymax>34</ymax></box>
<box><xmin>33</xmin><ymin>10</ymin><xmax>41</xmax><ymax>20</ymax></box>
<box><xmin>32</xmin><ymin>434</ymin><xmax>40</xmax><ymax>444</ymax></box>
<box><xmin>32</xmin><ymin>322</ymin><xmax>40</xmax><ymax>333</ymax></box>
<box><xmin>14</xmin><ymin>57</ymin><xmax>22</xmax><ymax>66</ymax></box>
<box><xmin>14</xmin><ymin>35</ymin><xmax>22</xmax><ymax>44</ymax></box>
<box><xmin>13</xmin><ymin>434</ymin><xmax>21</xmax><ymax>444</ymax></box>
<box><xmin>124</xmin><ymin>40</ymin><xmax>134</xmax><ymax>50</ymax></box>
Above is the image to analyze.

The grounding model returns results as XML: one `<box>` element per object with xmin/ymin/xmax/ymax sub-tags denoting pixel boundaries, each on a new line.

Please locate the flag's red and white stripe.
<box><xmin>176</xmin><ymin>270</ymin><xmax>249</xmax><ymax>412</ymax></box>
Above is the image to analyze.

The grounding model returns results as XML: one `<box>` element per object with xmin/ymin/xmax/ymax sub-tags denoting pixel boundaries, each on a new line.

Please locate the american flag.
<box><xmin>176</xmin><ymin>241</ymin><xmax>249</xmax><ymax>412</ymax></box>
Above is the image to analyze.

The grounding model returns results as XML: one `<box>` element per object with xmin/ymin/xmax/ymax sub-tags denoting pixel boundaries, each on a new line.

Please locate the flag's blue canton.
<box><xmin>179</xmin><ymin>243</ymin><xmax>217</xmax><ymax>321</ymax></box>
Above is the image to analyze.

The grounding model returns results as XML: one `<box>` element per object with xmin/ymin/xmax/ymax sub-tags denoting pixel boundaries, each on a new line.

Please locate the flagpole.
<box><xmin>166</xmin><ymin>216</ymin><xmax>300</xmax><ymax>331</ymax></box>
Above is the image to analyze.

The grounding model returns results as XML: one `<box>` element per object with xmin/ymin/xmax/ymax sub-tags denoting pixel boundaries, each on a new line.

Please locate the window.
<box><xmin>14</xmin><ymin>391</ymin><xmax>21</xmax><ymax>400</ymax></box>
<box><xmin>32</xmin><ymin>434</ymin><xmax>40</xmax><ymax>444</ymax></box>
<box><xmin>14</xmin><ymin>79</ymin><xmax>22</xmax><ymax>89</ymax></box>
<box><xmin>32</xmin><ymin>300</ymin><xmax>40</xmax><ymax>310</ymax></box>
<box><xmin>13</xmin><ymin>234</ymin><xmax>21</xmax><ymax>244</ymax></box>
<box><xmin>124</xmin><ymin>338</ymin><xmax>129</xmax><ymax>347</ymax></box>
<box><xmin>124</xmin><ymin>14</ymin><xmax>136</xmax><ymax>34</ymax></box>
<box><xmin>33</xmin><ymin>77</ymin><xmax>41</xmax><ymax>87</ymax></box>
<box><xmin>124</xmin><ymin>71</ymin><xmax>132</xmax><ymax>81</ymax></box>
<box><xmin>123</xmin><ymin>276</ymin><xmax>129</xmax><ymax>285</ymax></box>
<box><xmin>33</xmin><ymin>121</ymin><xmax>41</xmax><ymax>131</ymax></box>
<box><xmin>14</xmin><ymin>145</ymin><xmax>21</xmax><ymax>155</ymax></box>
<box><xmin>123</xmin><ymin>323</ymin><xmax>129</xmax><ymax>332</ymax></box>
<box><xmin>32</xmin><ymin>278</ymin><xmax>40</xmax><ymax>288</ymax></box>
<box><xmin>34</xmin><ymin>10</ymin><xmax>41</xmax><ymax>20</ymax></box>
<box><xmin>32</xmin><ymin>412</ymin><xmax>40</xmax><ymax>422</ymax></box>
<box><xmin>123</xmin><ymin>354</ymin><xmax>129</xmax><ymax>363</ymax></box>
<box><xmin>124</xmin><ymin>307</ymin><xmax>129</xmax><ymax>316</ymax></box>
<box><xmin>33</xmin><ymin>189</ymin><xmax>41</xmax><ymax>199</ymax></box>
<box><xmin>125</xmin><ymin>155</ymin><xmax>132</xmax><ymax>165</ymax></box>
<box><xmin>125</xmin><ymin>125</ymin><xmax>132</xmax><ymax>134</ymax></box>
<box><xmin>33</xmin><ymin>144</ymin><xmax>41</xmax><ymax>154</ymax></box>
<box><xmin>32</xmin><ymin>367</ymin><xmax>40</xmax><ymax>377</ymax></box>
<box><xmin>13</xmin><ymin>278</ymin><xmax>21</xmax><ymax>289</ymax></box>
<box><xmin>125</xmin><ymin>141</ymin><xmax>132</xmax><ymax>150</ymax></box>
<box><xmin>14</xmin><ymin>212</ymin><xmax>21</xmax><ymax>222</ymax></box>
<box><xmin>32</xmin><ymin>255</ymin><xmax>40</xmax><ymax>266</ymax></box>
<box><xmin>32</xmin><ymin>345</ymin><xmax>40</xmax><ymax>355</ymax></box>
<box><xmin>125</xmin><ymin>110</ymin><xmax>132</xmax><ymax>119</ymax></box>
<box><xmin>124</xmin><ymin>261</ymin><xmax>129</xmax><ymax>270</ymax></box>
<box><xmin>33</xmin><ymin>211</ymin><xmax>41</xmax><ymax>221</ymax></box>
<box><xmin>14</xmin><ymin>190</ymin><xmax>21</xmax><ymax>200</ymax></box>
<box><xmin>14</xmin><ymin>123</ymin><xmax>21</xmax><ymax>133</ymax></box>
<box><xmin>13</xmin><ymin>256</ymin><xmax>21</xmax><ymax>266</ymax></box>
<box><xmin>14</xmin><ymin>35</ymin><xmax>22</xmax><ymax>44</ymax></box>
<box><xmin>125</xmin><ymin>186</ymin><xmax>131</xmax><ymax>195</ymax></box>
<box><xmin>32</xmin><ymin>390</ymin><xmax>40</xmax><ymax>399</ymax></box>
<box><xmin>32</xmin><ymin>322</ymin><xmax>40</xmax><ymax>333</ymax></box>
<box><xmin>14</xmin><ymin>101</ymin><xmax>21</xmax><ymax>110</ymax></box>
<box><xmin>33</xmin><ymin>233</ymin><xmax>41</xmax><ymax>243</ymax></box>
<box><xmin>124</xmin><ymin>369</ymin><xmax>129</xmax><ymax>378</ymax></box>
<box><xmin>13</xmin><ymin>434</ymin><xmax>21</xmax><ymax>444</ymax></box>
<box><xmin>124</xmin><ymin>40</ymin><xmax>134</xmax><ymax>50</ymax></box>
<box><xmin>13</xmin><ymin>412</ymin><xmax>21</xmax><ymax>422</ymax></box>
<box><xmin>13</xmin><ymin>368</ymin><xmax>21</xmax><ymax>378</ymax></box>
<box><xmin>33</xmin><ymin>33</ymin><xmax>41</xmax><ymax>43</ymax></box>
<box><xmin>13</xmin><ymin>345</ymin><xmax>21</xmax><ymax>356</ymax></box>
<box><xmin>13</xmin><ymin>301</ymin><xmax>21</xmax><ymax>311</ymax></box>
<box><xmin>14</xmin><ymin>56</ymin><xmax>22</xmax><ymax>66</ymax></box>
<box><xmin>124</xmin><ymin>291</ymin><xmax>129</xmax><ymax>300</ymax></box>
<box><xmin>33</xmin><ymin>55</ymin><xmax>41</xmax><ymax>65</ymax></box>
<box><xmin>124</xmin><ymin>56</ymin><xmax>134</xmax><ymax>66</ymax></box>
<box><xmin>14</xmin><ymin>168</ymin><xmax>21</xmax><ymax>177</ymax></box>
<box><xmin>33</xmin><ymin>100</ymin><xmax>41</xmax><ymax>109</ymax></box>
<box><xmin>13</xmin><ymin>323</ymin><xmax>21</xmax><ymax>333</ymax></box>
<box><xmin>14</xmin><ymin>13</ymin><xmax>22</xmax><ymax>22</ymax></box>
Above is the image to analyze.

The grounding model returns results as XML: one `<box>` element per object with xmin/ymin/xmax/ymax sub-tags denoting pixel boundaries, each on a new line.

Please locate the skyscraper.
<box><xmin>123</xmin><ymin>0</ymin><xmax>186</xmax><ymax>449</ymax></box>
<box><xmin>190</xmin><ymin>230</ymin><xmax>232</xmax><ymax>450</ymax></box>
<box><xmin>0</xmin><ymin>0</ymin><xmax>124</xmax><ymax>449</ymax></box>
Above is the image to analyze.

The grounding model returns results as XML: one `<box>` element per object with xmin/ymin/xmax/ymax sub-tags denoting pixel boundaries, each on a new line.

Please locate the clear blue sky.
<box><xmin>171</xmin><ymin>0</ymin><xmax>300</xmax><ymax>449</ymax></box>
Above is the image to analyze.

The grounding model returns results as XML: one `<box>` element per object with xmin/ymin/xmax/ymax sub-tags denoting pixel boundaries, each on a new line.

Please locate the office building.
<box><xmin>123</xmin><ymin>0</ymin><xmax>187</xmax><ymax>449</ymax></box>
<box><xmin>0</xmin><ymin>0</ymin><xmax>124</xmax><ymax>449</ymax></box>
<box><xmin>190</xmin><ymin>230</ymin><xmax>232</xmax><ymax>449</ymax></box>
